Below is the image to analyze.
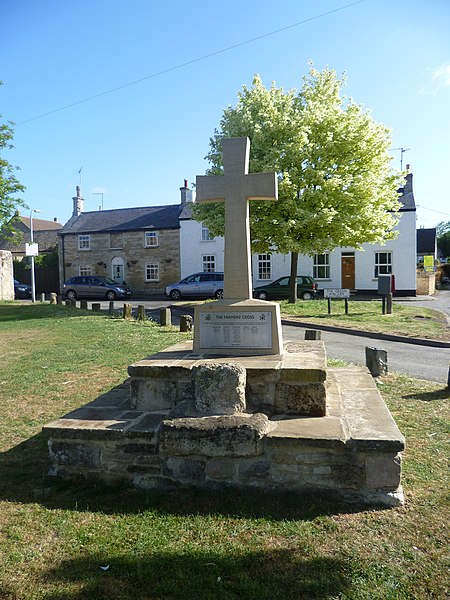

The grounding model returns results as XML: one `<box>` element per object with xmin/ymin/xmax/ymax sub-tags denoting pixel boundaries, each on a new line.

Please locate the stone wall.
<box><xmin>416</xmin><ymin>271</ymin><xmax>435</xmax><ymax>295</ymax></box>
<box><xmin>0</xmin><ymin>250</ymin><xmax>14</xmax><ymax>300</ymax></box>
<box><xmin>60</xmin><ymin>229</ymin><xmax>181</xmax><ymax>294</ymax></box>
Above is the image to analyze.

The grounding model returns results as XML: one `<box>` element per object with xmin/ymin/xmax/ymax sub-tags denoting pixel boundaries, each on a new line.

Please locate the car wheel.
<box><xmin>106</xmin><ymin>290</ymin><xmax>116</xmax><ymax>301</ymax></box>
<box><xmin>66</xmin><ymin>290</ymin><xmax>77</xmax><ymax>300</ymax></box>
<box><xmin>301</xmin><ymin>291</ymin><xmax>314</xmax><ymax>300</ymax></box>
<box><xmin>215</xmin><ymin>289</ymin><xmax>224</xmax><ymax>299</ymax></box>
<box><xmin>257</xmin><ymin>291</ymin><xmax>269</xmax><ymax>300</ymax></box>
<box><xmin>170</xmin><ymin>289</ymin><xmax>182</xmax><ymax>300</ymax></box>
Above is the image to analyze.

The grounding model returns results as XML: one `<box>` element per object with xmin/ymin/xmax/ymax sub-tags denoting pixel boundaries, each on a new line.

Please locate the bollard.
<box><xmin>65</xmin><ymin>300</ymin><xmax>71</xmax><ymax>307</ymax></box>
<box><xmin>344</xmin><ymin>298</ymin><xmax>349</xmax><ymax>315</ymax></box>
<box><xmin>137</xmin><ymin>305</ymin><xmax>146</xmax><ymax>322</ymax></box>
<box><xmin>447</xmin><ymin>365</ymin><xmax>450</xmax><ymax>390</ymax></box>
<box><xmin>57</xmin><ymin>294</ymin><xmax>63</xmax><ymax>305</ymax></box>
<box><xmin>80</xmin><ymin>299</ymin><xmax>88</xmax><ymax>310</ymax></box>
<box><xmin>180</xmin><ymin>314</ymin><xmax>193</xmax><ymax>332</ymax></box>
<box><xmin>50</xmin><ymin>293</ymin><xmax>57</xmax><ymax>305</ymax></box>
<box><xmin>40</xmin><ymin>292</ymin><xmax>46</xmax><ymax>303</ymax></box>
<box><xmin>160</xmin><ymin>307</ymin><xmax>171</xmax><ymax>326</ymax></box>
<box><xmin>305</xmin><ymin>329</ymin><xmax>321</xmax><ymax>340</ymax></box>
<box><xmin>386</xmin><ymin>292</ymin><xmax>393</xmax><ymax>315</ymax></box>
<box><xmin>123</xmin><ymin>303</ymin><xmax>132</xmax><ymax>319</ymax></box>
<box><xmin>92</xmin><ymin>303</ymin><xmax>101</xmax><ymax>312</ymax></box>
<box><xmin>365</xmin><ymin>346</ymin><xmax>388</xmax><ymax>377</ymax></box>
<box><xmin>327</xmin><ymin>297</ymin><xmax>332</xmax><ymax>314</ymax></box>
<box><xmin>108</xmin><ymin>301</ymin><xmax>115</xmax><ymax>315</ymax></box>
<box><xmin>70</xmin><ymin>299</ymin><xmax>77</xmax><ymax>308</ymax></box>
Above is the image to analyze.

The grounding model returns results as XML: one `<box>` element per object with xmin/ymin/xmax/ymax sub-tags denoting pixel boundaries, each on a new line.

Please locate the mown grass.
<box><xmin>0</xmin><ymin>303</ymin><xmax>449</xmax><ymax>599</ymax></box>
<box><xmin>279</xmin><ymin>299</ymin><xmax>450</xmax><ymax>341</ymax></box>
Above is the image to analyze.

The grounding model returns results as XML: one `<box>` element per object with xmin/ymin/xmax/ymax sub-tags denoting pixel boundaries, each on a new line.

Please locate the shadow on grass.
<box><xmin>403</xmin><ymin>388</ymin><xmax>449</xmax><ymax>401</ymax></box>
<box><xmin>0</xmin><ymin>303</ymin><xmax>94</xmax><ymax>322</ymax></box>
<box><xmin>40</xmin><ymin>550</ymin><xmax>351</xmax><ymax>599</ymax></box>
<box><xmin>1</xmin><ymin>432</ymin><xmax>368</xmax><ymax>521</ymax></box>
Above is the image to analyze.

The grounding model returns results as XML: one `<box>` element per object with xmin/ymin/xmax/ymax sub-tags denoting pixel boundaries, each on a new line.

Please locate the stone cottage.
<box><xmin>58</xmin><ymin>183</ymin><xmax>192</xmax><ymax>295</ymax></box>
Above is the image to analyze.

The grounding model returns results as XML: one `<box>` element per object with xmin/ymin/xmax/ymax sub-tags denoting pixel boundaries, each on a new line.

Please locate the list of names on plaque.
<box><xmin>199</xmin><ymin>311</ymin><xmax>272</xmax><ymax>349</ymax></box>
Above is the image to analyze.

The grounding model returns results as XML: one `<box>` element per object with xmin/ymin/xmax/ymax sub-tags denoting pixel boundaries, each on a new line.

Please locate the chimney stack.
<box><xmin>180</xmin><ymin>179</ymin><xmax>192</xmax><ymax>205</ymax></box>
<box><xmin>72</xmin><ymin>185</ymin><xmax>84</xmax><ymax>217</ymax></box>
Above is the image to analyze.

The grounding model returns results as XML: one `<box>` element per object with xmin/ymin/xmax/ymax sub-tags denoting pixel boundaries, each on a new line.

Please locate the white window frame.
<box><xmin>201</xmin><ymin>223</ymin><xmax>214</xmax><ymax>241</ymax></box>
<box><xmin>257</xmin><ymin>254</ymin><xmax>272</xmax><ymax>280</ymax></box>
<box><xmin>79</xmin><ymin>266</ymin><xmax>92</xmax><ymax>276</ymax></box>
<box><xmin>145</xmin><ymin>262</ymin><xmax>160</xmax><ymax>282</ymax></box>
<box><xmin>78</xmin><ymin>235</ymin><xmax>90</xmax><ymax>251</ymax></box>
<box><xmin>144</xmin><ymin>231</ymin><xmax>159</xmax><ymax>248</ymax></box>
<box><xmin>202</xmin><ymin>255</ymin><xmax>216</xmax><ymax>272</ymax></box>
<box><xmin>313</xmin><ymin>253</ymin><xmax>330</xmax><ymax>279</ymax></box>
<box><xmin>374</xmin><ymin>251</ymin><xmax>392</xmax><ymax>278</ymax></box>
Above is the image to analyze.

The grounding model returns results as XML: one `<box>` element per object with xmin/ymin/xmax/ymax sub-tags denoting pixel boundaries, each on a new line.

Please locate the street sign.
<box><xmin>323</xmin><ymin>288</ymin><xmax>350</xmax><ymax>299</ymax></box>
<box><xmin>25</xmin><ymin>243</ymin><xmax>39</xmax><ymax>256</ymax></box>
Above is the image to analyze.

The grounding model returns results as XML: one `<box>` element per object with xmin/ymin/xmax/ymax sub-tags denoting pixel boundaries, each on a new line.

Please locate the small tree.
<box><xmin>437</xmin><ymin>221</ymin><xmax>450</xmax><ymax>260</ymax></box>
<box><xmin>193</xmin><ymin>65</ymin><xmax>402</xmax><ymax>301</ymax></box>
<box><xmin>1</xmin><ymin>84</ymin><xmax>26</xmax><ymax>239</ymax></box>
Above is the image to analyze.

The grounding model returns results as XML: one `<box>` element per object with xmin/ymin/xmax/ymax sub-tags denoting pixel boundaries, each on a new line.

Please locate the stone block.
<box><xmin>238</xmin><ymin>460</ymin><xmax>270</xmax><ymax>480</ymax></box>
<box><xmin>48</xmin><ymin>440</ymin><xmax>100</xmax><ymax>468</ymax></box>
<box><xmin>193</xmin><ymin>362</ymin><xmax>246</xmax><ymax>415</ymax></box>
<box><xmin>365</xmin><ymin>452</ymin><xmax>402</xmax><ymax>489</ymax></box>
<box><xmin>160</xmin><ymin>414</ymin><xmax>273</xmax><ymax>457</ymax></box>
<box><xmin>130</xmin><ymin>378</ymin><xmax>177</xmax><ymax>411</ymax></box>
<box><xmin>274</xmin><ymin>382</ymin><xmax>326</xmax><ymax>416</ymax></box>
<box><xmin>163</xmin><ymin>457</ymin><xmax>205</xmax><ymax>481</ymax></box>
<box><xmin>205</xmin><ymin>459</ymin><xmax>236</xmax><ymax>481</ymax></box>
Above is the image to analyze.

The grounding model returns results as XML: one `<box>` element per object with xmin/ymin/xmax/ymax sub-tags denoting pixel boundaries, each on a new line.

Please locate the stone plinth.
<box><xmin>128</xmin><ymin>340</ymin><xmax>327</xmax><ymax>418</ymax></box>
<box><xmin>43</xmin><ymin>343</ymin><xmax>405</xmax><ymax>506</ymax></box>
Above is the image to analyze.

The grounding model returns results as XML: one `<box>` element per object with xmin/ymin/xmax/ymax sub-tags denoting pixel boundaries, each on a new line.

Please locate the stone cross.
<box><xmin>196</xmin><ymin>137</ymin><xmax>278</xmax><ymax>301</ymax></box>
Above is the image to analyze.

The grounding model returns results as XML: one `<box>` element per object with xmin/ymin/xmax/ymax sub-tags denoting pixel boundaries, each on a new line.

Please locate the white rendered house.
<box><xmin>179</xmin><ymin>172</ymin><xmax>417</xmax><ymax>296</ymax></box>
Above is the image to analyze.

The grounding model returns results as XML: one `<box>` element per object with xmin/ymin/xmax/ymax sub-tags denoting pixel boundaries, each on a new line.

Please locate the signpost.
<box><xmin>323</xmin><ymin>288</ymin><xmax>350</xmax><ymax>315</ymax></box>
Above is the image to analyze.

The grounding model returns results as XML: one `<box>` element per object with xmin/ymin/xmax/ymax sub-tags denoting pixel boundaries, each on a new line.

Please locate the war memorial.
<box><xmin>44</xmin><ymin>138</ymin><xmax>405</xmax><ymax>506</ymax></box>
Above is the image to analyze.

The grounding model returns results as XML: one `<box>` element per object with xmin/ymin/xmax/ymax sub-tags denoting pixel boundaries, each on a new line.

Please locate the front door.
<box><xmin>341</xmin><ymin>254</ymin><xmax>355</xmax><ymax>289</ymax></box>
<box><xmin>112</xmin><ymin>257</ymin><xmax>125</xmax><ymax>284</ymax></box>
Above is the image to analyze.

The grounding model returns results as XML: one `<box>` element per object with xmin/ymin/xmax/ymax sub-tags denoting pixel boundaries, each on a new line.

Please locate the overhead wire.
<box><xmin>17</xmin><ymin>0</ymin><xmax>367</xmax><ymax>126</ymax></box>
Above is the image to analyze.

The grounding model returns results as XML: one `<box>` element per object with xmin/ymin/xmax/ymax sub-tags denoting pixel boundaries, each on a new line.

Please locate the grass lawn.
<box><xmin>279</xmin><ymin>299</ymin><xmax>450</xmax><ymax>341</ymax></box>
<box><xmin>0</xmin><ymin>303</ymin><xmax>449</xmax><ymax>599</ymax></box>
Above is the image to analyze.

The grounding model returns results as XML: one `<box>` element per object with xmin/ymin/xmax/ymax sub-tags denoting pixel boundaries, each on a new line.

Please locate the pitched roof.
<box><xmin>417</xmin><ymin>228</ymin><xmax>436</xmax><ymax>254</ymax></box>
<box><xmin>60</xmin><ymin>204</ymin><xmax>183</xmax><ymax>234</ymax></box>
<box><xmin>20</xmin><ymin>216</ymin><xmax>63</xmax><ymax>230</ymax></box>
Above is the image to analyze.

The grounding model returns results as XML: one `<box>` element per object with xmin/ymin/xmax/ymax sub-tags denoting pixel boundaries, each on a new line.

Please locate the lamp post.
<box><xmin>30</xmin><ymin>209</ymin><xmax>41</xmax><ymax>303</ymax></box>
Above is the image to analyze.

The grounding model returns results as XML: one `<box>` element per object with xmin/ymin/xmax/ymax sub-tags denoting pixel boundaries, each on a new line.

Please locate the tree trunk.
<box><xmin>289</xmin><ymin>251</ymin><xmax>298</xmax><ymax>303</ymax></box>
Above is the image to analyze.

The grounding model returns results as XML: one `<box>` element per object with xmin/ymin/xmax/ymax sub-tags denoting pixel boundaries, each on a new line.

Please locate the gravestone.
<box><xmin>193</xmin><ymin>137</ymin><xmax>283</xmax><ymax>356</ymax></box>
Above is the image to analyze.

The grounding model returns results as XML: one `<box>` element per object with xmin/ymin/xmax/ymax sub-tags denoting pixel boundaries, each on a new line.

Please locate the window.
<box><xmin>145</xmin><ymin>262</ymin><xmax>159</xmax><ymax>281</ymax></box>
<box><xmin>313</xmin><ymin>253</ymin><xmax>330</xmax><ymax>279</ymax></box>
<box><xmin>78</xmin><ymin>235</ymin><xmax>90</xmax><ymax>251</ymax></box>
<box><xmin>145</xmin><ymin>231</ymin><xmax>158</xmax><ymax>247</ymax></box>
<box><xmin>374</xmin><ymin>252</ymin><xmax>392</xmax><ymax>277</ymax></box>
<box><xmin>202</xmin><ymin>255</ymin><xmax>215</xmax><ymax>272</ymax></box>
<box><xmin>258</xmin><ymin>254</ymin><xmax>271</xmax><ymax>280</ymax></box>
<box><xmin>201</xmin><ymin>223</ymin><xmax>214</xmax><ymax>241</ymax></box>
<box><xmin>79</xmin><ymin>266</ymin><xmax>91</xmax><ymax>276</ymax></box>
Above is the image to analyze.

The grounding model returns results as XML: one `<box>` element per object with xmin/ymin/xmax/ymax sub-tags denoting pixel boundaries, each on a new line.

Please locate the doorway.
<box><xmin>341</xmin><ymin>253</ymin><xmax>355</xmax><ymax>289</ymax></box>
<box><xmin>111</xmin><ymin>257</ymin><xmax>125</xmax><ymax>284</ymax></box>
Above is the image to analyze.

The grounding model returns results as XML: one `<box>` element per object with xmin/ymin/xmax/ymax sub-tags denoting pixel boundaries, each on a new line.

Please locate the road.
<box><xmin>75</xmin><ymin>296</ymin><xmax>450</xmax><ymax>385</ymax></box>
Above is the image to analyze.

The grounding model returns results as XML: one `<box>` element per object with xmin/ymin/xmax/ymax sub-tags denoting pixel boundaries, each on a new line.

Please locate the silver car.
<box><xmin>63</xmin><ymin>276</ymin><xmax>131</xmax><ymax>300</ymax></box>
<box><xmin>165</xmin><ymin>272</ymin><xmax>224</xmax><ymax>300</ymax></box>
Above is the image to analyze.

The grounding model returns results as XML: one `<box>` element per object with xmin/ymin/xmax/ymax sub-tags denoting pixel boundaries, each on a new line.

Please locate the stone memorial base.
<box><xmin>43</xmin><ymin>341</ymin><xmax>405</xmax><ymax>507</ymax></box>
<box><xmin>193</xmin><ymin>299</ymin><xmax>283</xmax><ymax>356</ymax></box>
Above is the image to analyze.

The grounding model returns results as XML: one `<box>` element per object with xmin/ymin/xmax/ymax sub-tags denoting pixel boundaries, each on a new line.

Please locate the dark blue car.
<box><xmin>14</xmin><ymin>279</ymin><xmax>32</xmax><ymax>299</ymax></box>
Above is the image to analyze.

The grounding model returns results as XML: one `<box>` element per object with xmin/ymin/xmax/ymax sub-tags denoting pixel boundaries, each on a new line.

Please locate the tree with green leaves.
<box><xmin>192</xmin><ymin>65</ymin><xmax>402</xmax><ymax>301</ymax></box>
<box><xmin>1</xmin><ymin>87</ymin><xmax>26</xmax><ymax>239</ymax></box>
<box><xmin>436</xmin><ymin>221</ymin><xmax>450</xmax><ymax>260</ymax></box>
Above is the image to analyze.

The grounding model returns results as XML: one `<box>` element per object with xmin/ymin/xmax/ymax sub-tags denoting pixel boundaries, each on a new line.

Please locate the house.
<box><xmin>58</xmin><ymin>183</ymin><xmax>192</xmax><ymax>294</ymax></box>
<box><xmin>417</xmin><ymin>227</ymin><xmax>437</xmax><ymax>269</ymax></box>
<box><xmin>180</xmin><ymin>170</ymin><xmax>417</xmax><ymax>296</ymax></box>
<box><xmin>0</xmin><ymin>213</ymin><xmax>62</xmax><ymax>261</ymax></box>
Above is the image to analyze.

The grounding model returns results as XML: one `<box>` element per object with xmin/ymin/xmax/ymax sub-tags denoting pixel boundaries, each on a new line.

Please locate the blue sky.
<box><xmin>1</xmin><ymin>0</ymin><xmax>449</xmax><ymax>228</ymax></box>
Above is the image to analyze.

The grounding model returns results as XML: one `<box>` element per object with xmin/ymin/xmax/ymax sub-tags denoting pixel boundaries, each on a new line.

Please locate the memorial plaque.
<box><xmin>199</xmin><ymin>311</ymin><xmax>273</xmax><ymax>349</ymax></box>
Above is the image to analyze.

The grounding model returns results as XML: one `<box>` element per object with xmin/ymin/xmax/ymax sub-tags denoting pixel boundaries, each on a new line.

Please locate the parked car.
<box><xmin>14</xmin><ymin>279</ymin><xmax>32</xmax><ymax>299</ymax></box>
<box><xmin>253</xmin><ymin>276</ymin><xmax>317</xmax><ymax>300</ymax></box>
<box><xmin>165</xmin><ymin>272</ymin><xmax>224</xmax><ymax>300</ymax></box>
<box><xmin>63</xmin><ymin>276</ymin><xmax>132</xmax><ymax>301</ymax></box>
